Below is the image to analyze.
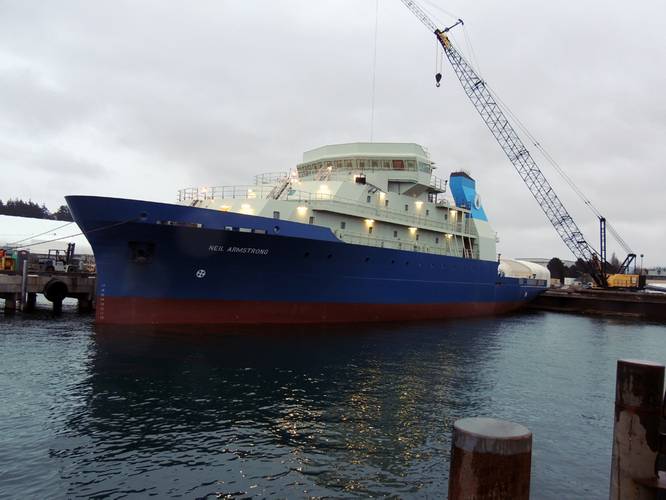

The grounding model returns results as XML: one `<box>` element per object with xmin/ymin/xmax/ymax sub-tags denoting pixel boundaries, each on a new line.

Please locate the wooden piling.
<box><xmin>78</xmin><ymin>296</ymin><xmax>93</xmax><ymax>313</ymax></box>
<box><xmin>20</xmin><ymin>260</ymin><xmax>28</xmax><ymax>309</ymax></box>
<box><xmin>25</xmin><ymin>292</ymin><xmax>36</xmax><ymax>312</ymax></box>
<box><xmin>448</xmin><ymin>417</ymin><xmax>532</xmax><ymax>500</ymax></box>
<box><xmin>3</xmin><ymin>293</ymin><xmax>17</xmax><ymax>314</ymax></box>
<box><xmin>610</xmin><ymin>359</ymin><xmax>665</xmax><ymax>500</ymax></box>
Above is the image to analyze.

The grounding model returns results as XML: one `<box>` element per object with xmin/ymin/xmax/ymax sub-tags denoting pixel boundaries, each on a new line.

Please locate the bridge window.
<box><xmin>418</xmin><ymin>162</ymin><xmax>432</xmax><ymax>173</ymax></box>
<box><xmin>345</xmin><ymin>160</ymin><xmax>353</xmax><ymax>169</ymax></box>
<box><xmin>372</xmin><ymin>160</ymin><xmax>379</xmax><ymax>168</ymax></box>
<box><xmin>392</xmin><ymin>159</ymin><xmax>405</xmax><ymax>170</ymax></box>
<box><xmin>309</xmin><ymin>216</ymin><xmax>315</xmax><ymax>224</ymax></box>
<box><xmin>404</xmin><ymin>204</ymin><xmax>408</xmax><ymax>212</ymax></box>
<box><xmin>383</xmin><ymin>160</ymin><xmax>391</xmax><ymax>169</ymax></box>
<box><xmin>393</xmin><ymin>230</ymin><xmax>398</xmax><ymax>238</ymax></box>
<box><xmin>340</xmin><ymin>221</ymin><xmax>346</xmax><ymax>229</ymax></box>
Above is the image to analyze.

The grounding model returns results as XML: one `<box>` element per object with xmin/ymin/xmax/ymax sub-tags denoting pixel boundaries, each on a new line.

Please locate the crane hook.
<box><xmin>435</xmin><ymin>72</ymin><xmax>442</xmax><ymax>87</ymax></box>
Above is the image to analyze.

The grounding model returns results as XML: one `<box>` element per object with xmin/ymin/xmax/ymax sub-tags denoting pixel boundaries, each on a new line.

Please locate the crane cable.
<box><xmin>438</xmin><ymin>17</ymin><xmax>634</xmax><ymax>255</ymax></box>
<box><xmin>462</xmin><ymin>24</ymin><xmax>483</xmax><ymax>82</ymax></box>
<box><xmin>401</xmin><ymin>0</ymin><xmax>634</xmax><ymax>260</ymax></box>
<box><xmin>420</xmin><ymin>0</ymin><xmax>457</xmax><ymax>21</ymax></box>
<box><xmin>369</xmin><ymin>0</ymin><xmax>379</xmax><ymax>142</ymax></box>
<box><xmin>485</xmin><ymin>84</ymin><xmax>633</xmax><ymax>254</ymax></box>
<box><xmin>434</xmin><ymin>38</ymin><xmax>442</xmax><ymax>83</ymax></box>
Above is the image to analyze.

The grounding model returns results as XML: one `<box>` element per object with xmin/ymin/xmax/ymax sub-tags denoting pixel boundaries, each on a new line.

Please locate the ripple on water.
<box><xmin>1</xmin><ymin>311</ymin><xmax>665</xmax><ymax>498</ymax></box>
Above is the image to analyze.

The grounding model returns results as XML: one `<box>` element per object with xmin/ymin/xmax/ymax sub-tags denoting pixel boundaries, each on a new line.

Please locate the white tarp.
<box><xmin>0</xmin><ymin>215</ymin><xmax>93</xmax><ymax>255</ymax></box>
<box><xmin>499</xmin><ymin>258</ymin><xmax>550</xmax><ymax>280</ymax></box>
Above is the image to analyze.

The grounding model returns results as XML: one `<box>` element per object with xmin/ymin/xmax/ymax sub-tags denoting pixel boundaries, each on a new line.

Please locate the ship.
<box><xmin>66</xmin><ymin>143</ymin><xmax>549</xmax><ymax>325</ymax></box>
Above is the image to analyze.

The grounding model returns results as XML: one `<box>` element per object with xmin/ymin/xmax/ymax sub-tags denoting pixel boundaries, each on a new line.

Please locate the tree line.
<box><xmin>547</xmin><ymin>253</ymin><xmax>629</xmax><ymax>283</ymax></box>
<box><xmin>0</xmin><ymin>199</ymin><xmax>73</xmax><ymax>221</ymax></box>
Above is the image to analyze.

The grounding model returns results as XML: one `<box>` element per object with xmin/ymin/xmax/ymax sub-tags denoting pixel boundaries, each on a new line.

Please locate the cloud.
<box><xmin>1</xmin><ymin>0</ymin><xmax>664</xmax><ymax>264</ymax></box>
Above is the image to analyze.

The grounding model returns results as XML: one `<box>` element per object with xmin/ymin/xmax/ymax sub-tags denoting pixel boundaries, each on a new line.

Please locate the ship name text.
<box><xmin>208</xmin><ymin>244</ymin><xmax>269</xmax><ymax>255</ymax></box>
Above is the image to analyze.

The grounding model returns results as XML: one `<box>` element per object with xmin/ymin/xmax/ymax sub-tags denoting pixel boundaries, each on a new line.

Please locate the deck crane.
<box><xmin>399</xmin><ymin>0</ymin><xmax>638</xmax><ymax>288</ymax></box>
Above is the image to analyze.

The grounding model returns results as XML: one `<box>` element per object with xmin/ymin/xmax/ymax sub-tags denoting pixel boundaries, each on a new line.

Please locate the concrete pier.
<box><xmin>448</xmin><ymin>417</ymin><xmax>532</xmax><ymax>499</ymax></box>
<box><xmin>530</xmin><ymin>288</ymin><xmax>666</xmax><ymax>321</ymax></box>
<box><xmin>0</xmin><ymin>271</ymin><xmax>95</xmax><ymax>314</ymax></box>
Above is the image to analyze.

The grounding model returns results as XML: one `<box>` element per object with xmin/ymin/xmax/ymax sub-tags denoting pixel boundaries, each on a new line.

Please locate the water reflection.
<box><xmin>60</xmin><ymin>320</ymin><xmax>503</xmax><ymax>498</ymax></box>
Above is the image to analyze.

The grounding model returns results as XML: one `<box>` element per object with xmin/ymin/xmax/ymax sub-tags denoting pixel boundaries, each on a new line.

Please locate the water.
<box><xmin>1</xmin><ymin>309</ymin><xmax>665</xmax><ymax>499</ymax></box>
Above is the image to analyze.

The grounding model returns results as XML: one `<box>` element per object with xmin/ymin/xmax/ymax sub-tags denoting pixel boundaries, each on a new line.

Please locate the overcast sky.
<box><xmin>1</xmin><ymin>0</ymin><xmax>664</xmax><ymax>265</ymax></box>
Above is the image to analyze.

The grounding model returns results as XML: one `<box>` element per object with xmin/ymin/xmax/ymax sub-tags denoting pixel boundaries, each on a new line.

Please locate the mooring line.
<box><xmin>13</xmin><ymin>218</ymin><xmax>140</xmax><ymax>250</ymax></box>
<box><xmin>6</xmin><ymin>221</ymin><xmax>75</xmax><ymax>246</ymax></box>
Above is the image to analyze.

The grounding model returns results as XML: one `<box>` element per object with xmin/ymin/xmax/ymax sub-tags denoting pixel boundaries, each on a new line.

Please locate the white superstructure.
<box><xmin>177</xmin><ymin>143</ymin><xmax>498</xmax><ymax>261</ymax></box>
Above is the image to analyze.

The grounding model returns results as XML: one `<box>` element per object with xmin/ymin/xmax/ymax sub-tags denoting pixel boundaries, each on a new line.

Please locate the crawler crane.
<box><xmin>399</xmin><ymin>0</ymin><xmax>641</xmax><ymax>288</ymax></box>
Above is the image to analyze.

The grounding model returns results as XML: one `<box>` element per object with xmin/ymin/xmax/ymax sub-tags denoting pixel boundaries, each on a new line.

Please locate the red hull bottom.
<box><xmin>97</xmin><ymin>297</ymin><xmax>529</xmax><ymax>325</ymax></box>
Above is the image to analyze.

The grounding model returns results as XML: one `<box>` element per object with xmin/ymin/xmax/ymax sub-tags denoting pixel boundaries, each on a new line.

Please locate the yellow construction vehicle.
<box><xmin>0</xmin><ymin>249</ymin><xmax>15</xmax><ymax>271</ymax></box>
<box><xmin>605</xmin><ymin>273</ymin><xmax>646</xmax><ymax>290</ymax></box>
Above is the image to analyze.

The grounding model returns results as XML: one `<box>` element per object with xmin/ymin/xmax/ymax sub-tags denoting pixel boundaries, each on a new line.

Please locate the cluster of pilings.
<box><xmin>447</xmin><ymin>359</ymin><xmax>666</xmax><ymax>499</ymax></box>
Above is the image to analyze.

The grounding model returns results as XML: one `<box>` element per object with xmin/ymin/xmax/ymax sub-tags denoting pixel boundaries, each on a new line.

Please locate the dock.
<box><xmin>530</xmin><ymin>288</ymin><xmax>666</xmax><ymax>322</ymax></box>
<box><xmin>0</xmin><ymin>270</ymin><xmax>96</xmax><ymax>314</ymax></box>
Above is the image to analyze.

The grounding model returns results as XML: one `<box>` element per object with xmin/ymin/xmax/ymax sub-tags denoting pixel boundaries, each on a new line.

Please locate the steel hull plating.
<box><xmin>67</xmin><ymin>196</ymin><xmax>546</xmax><ymax>325</ymax></box>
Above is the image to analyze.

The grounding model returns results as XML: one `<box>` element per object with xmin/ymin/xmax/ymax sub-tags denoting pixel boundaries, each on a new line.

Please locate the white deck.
<box><xmin>178</xmin><ymin>143</ymin><xmax>499</xmax><ymax>261</ymax></box>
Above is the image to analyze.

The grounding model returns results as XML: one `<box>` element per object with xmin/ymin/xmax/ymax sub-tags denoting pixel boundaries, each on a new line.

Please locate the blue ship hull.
<box><xmin>66</xmin><ymin>196</ymin><xmax>546</xmax><ymax>325</ymax></box>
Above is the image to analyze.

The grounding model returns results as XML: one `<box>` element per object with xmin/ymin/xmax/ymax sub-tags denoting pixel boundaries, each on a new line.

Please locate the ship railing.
<box><xmin>177</xmin><ymin>185</ymin><xmax>278</xmax><ymax>202</ymax></box>
<box><xmin>429</xmin><ymin>174</ymin><xmax>448</xmax><ymax>193</ymax></box>
<box><xmin>177</xmin><ymin>186</ymin><xmax>477</xmax><ymax>237</ymax></box>
<box><xmin>253</xmin><ymin>172</ymin><xmax>289</xmax><ymax>185</ymax></box>
<box><xmin>310</xmin><ymin>197</ymin><xmax>475</xmax><ymax>238</ymax></box>
<box><xmin>284</xmin><ymin>192</ymin><xmax>474</xmax><ymax>236</ymax></box>
<box><xmin>297</xmin><ymin>160</ymin><xmax>419</xmax><ymax>178</ymax></box>
<box><xmin>336</xmin><ymin>231</ymin><xmax>480</xmax><ymax>259</ymax></box>
<box><xmin>177</xmin><ymin>185</ymin><xmax>329</xmax><ymax>202</ymax></box>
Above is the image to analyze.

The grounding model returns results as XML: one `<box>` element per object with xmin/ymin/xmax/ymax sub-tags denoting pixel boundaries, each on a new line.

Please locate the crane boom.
<box><xmin>400</xmin><ymin>0</ymin><xmax>438</xmax><ymax>32</ymax></box>
<box><xmin>399</xmin><ymin>0</ymin><xmax>608</xmax><ymax>287</ymax></box>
